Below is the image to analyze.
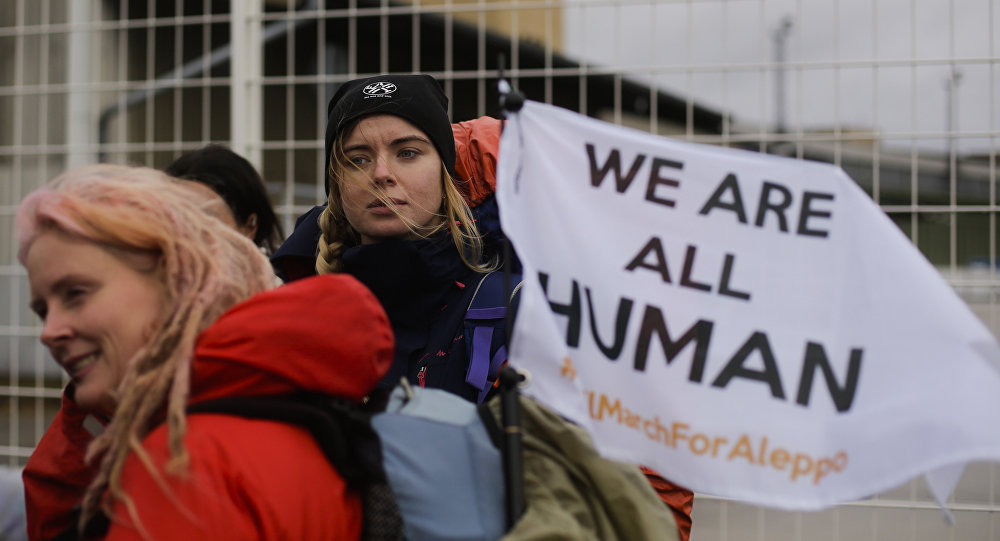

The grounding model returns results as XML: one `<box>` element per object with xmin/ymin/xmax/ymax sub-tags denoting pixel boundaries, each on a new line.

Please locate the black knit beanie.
<box><xmin>324</xmin><ymin>74</ymin><xmax>457</xmax><ymax>195</ymax></box>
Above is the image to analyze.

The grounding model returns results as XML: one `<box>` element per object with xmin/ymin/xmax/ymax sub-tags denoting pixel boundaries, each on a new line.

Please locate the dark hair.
<box><xmin>164</xmin><ymin>144</ymin><xmax>284</xmax><ymax>254</ymax></box>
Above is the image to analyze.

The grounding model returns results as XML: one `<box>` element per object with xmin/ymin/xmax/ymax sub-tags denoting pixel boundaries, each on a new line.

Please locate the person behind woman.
<box><xmin>164</xmin><ymin>144</ymin><xmax>284</xmax><ymax>255</ymax></box>
<box><xmin>307</xmin><ymin>74</ymin><xmax>510</xmax><ymax>403</ymax></box>
<box><xmin>18</xmin><ymin>164</ymin><xmax>393</xmax><ymax>540</ymax></box>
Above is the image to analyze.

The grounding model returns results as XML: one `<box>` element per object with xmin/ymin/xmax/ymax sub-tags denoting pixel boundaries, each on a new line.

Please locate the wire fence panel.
<box><xmin>1</xmin><ymin>0</ymin><xmax>997</xmax><ymax>538</ymax></box>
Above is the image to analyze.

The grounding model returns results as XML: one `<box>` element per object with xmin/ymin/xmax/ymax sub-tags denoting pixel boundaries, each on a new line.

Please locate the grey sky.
<box><xmin>563</xmin><ymin>0</ymin><xmax>998</xmax><ymax>155</ymax></box>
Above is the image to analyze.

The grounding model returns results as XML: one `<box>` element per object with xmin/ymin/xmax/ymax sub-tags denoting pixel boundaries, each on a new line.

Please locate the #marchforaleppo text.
<box><xmin>587</xmin><ymin>390</ymin><xmax>849</xmax><ymax>486</ymax></box>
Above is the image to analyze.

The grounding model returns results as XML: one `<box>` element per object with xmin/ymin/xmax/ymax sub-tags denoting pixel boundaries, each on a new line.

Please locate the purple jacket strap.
<box><xmin>466</xmin><ymin>306</ymin><xmax>506</xmax><ymax>320</ymax></box>
<box><xmin>476</xmin><ymin>345</ymin><xmax>508</xmax><ymax>403</ymax></box>
<box><xmin>466</xmin><ymin>326</ymin><xmax>494</xmax><ymax>391</ymax></box>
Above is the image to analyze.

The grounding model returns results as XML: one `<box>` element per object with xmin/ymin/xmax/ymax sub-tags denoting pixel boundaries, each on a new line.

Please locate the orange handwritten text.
<box><xmin>587</xmin><ymin>390</ymin><xmax>848</xmax><ymax>485</ymax></box>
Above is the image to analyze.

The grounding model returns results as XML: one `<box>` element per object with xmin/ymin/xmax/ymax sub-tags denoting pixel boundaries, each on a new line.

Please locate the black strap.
<box><xmin>47</xmin><ymin>506</ymin><xmax>109</xmax><ymax>541</ymax></box>
<box><xmin>187</xmin><ymin>394</ymin><xmax>384</xmax><ymax>486</ymax></box>
<box><xmin>477</xmin><ymin>400</ymin><xmax>503</xmax><ymax>450</ymax></box>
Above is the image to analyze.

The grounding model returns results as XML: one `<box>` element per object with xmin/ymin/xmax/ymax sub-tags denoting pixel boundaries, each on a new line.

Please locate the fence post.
<box><xmin>230</xmin><ymin>0</ymin><xmax>263</xmax><ymax>170</ymax></box>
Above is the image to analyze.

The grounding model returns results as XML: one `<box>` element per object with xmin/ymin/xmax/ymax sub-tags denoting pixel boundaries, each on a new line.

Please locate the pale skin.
<box><xmin>339</xmin><ymin>114</ymin><xmax>446</xmax><ymax>244</ymax></box>
<box><xmin>26</xmin><ymin>229</ymin><xmax>166</xmax><ymax>418</ymax></box>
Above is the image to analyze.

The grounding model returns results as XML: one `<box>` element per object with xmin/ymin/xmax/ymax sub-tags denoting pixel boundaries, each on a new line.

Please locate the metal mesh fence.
<box><xmin>1</xmin><ymin>0</ymin><xmax>997</xmax><ymax>539</ymax></box>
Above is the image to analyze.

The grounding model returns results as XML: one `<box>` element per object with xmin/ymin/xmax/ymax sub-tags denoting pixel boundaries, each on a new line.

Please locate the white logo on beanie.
<box><xmin>363</xmin><ymin>82</ymin><xmax>397</xmax><ymax>97</ymax></box>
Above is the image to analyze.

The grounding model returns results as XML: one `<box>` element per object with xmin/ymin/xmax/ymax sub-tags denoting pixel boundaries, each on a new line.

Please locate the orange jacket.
<box><xmin>642</xmin><ymin>466</ymin><xmax>694</xmax><ymax>541</ymax></box>
<box><xmin>24</xmin><ymin>275</ymin><xmax>393</xmax><ymax>540</ymax></box>
<box><xmin>452</xmin><ymin>116</ymin><xmax>501</xmax><ymax>205</ymax></box>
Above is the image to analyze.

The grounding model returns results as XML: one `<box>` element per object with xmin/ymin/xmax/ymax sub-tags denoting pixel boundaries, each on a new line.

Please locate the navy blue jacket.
<box><xmin>271</xmin><ymin>197</ymin><xmax>517</xmax><ymax>403</ymax></box>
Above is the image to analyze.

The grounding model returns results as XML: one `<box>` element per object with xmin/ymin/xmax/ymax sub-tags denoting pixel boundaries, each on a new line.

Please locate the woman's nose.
<box><xmin>372</xmin><ymin>156</ymin><xmax>396</xmax><ymax>185</ymax></box>
<box><xmin>39</xmin><ymin>309</ymin><xmax>73</xmax><ymax>349</ymax></box>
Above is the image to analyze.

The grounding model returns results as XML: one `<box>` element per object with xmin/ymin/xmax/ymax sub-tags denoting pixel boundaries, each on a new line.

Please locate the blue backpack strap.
<box><xmin>464</xmin><ymin>270</ymin><xmax>523</xmax><ymax>403</ymax></box>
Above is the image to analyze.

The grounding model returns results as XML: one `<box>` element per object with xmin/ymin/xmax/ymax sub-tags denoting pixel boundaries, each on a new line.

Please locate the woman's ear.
<box><xmin>241</xmin><ymin>213</ymin><xmax>259</xmax><ymax>241</ymax></box>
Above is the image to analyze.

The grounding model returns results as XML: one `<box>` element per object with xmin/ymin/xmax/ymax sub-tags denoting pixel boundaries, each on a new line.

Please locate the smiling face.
<box><xmin>26</xmin><ymin>228</ymin><xmax>166</xmax><ymax>417</ymax></box>
<box><xmin>337</xmin><ymin>114</ymin><xmax>446</xmax><ymax>244</ymax></box>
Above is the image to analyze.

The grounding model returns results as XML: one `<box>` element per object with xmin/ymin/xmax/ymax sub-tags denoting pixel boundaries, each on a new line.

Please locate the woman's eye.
<box><xmin>63</xmin><ymin>286</ymin><xmax>87</xmax><ymax>305</ymax></box>
<box><xmin>349</xmin><ymin>156</ymin><xmax>370</xmax><ymax>167</ymax></box>
<box><xmin>399</xmin><ymin>149</ymin><xmax>418</xmax><ymax>159</ymax></box>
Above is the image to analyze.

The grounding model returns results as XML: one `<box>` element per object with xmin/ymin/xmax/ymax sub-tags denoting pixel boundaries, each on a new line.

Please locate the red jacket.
<box><xmin>22</xmin><ymin>391</ymin><xmax>99</xmax><ymax>540</ymax></box>
<box><xmin>23</xmin><ymin>275</ymin><xmax>393</xmax><ymax>541</ymax></box>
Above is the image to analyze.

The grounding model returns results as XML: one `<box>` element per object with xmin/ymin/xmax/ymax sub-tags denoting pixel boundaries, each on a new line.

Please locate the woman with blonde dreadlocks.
<box><xmin>309</xmin><ymin>74</ymin><xmax>516</xmax><ymax>403</ymax></box>
<box><xmin>18</xmin><ymin>164</ymin><xmax>394</xmax><ymax>540</ymax></box>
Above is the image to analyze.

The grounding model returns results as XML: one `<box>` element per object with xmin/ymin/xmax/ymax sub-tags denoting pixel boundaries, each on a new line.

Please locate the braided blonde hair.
<box><xmin>316</xmin><ymin>121</ymin><xmax>491</xmax><ymax>275</ymax></box>
<box><xmin>16</xmin><ymin>164</ymin><xmax>275</xmax><ymax>535</ymax></box>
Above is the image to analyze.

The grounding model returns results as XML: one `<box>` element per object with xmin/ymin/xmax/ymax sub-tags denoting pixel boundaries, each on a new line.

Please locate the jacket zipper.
<box><xmin>418</xmin><ymin>366</ymin><xmax>427</xmax><ymax>388</ymax></box>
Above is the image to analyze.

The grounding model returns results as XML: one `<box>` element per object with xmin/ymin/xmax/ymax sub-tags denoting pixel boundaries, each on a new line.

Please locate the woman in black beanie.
<box><xmin>314</xmin><ymin>74</ymin><xmax>511</xmax><ymax>403</ymax></box>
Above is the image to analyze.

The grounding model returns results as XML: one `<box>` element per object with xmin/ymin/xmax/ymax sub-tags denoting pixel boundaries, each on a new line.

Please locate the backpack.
<box><xmin>463</xmin><ymin>270</ymin><xmax>522</xmax><ymax>403</ymax></box>
<box><xmin>371</xmin><ymin>384</ymin><xmax>508</xmax><ymax>541</ymax></box>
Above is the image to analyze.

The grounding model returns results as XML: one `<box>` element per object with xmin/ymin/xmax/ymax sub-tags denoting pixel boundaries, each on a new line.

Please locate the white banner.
<box><xmin>496</xmin><ymin>99</ymin><xmax>1000</xmax><ymax>510</ymax></box>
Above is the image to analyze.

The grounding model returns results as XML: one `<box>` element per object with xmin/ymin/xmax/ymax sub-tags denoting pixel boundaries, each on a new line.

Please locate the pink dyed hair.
<box><xmin>16</xmin><ymin>164</ymin><xmax>275</xmax><ymax>534</ymax></box>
